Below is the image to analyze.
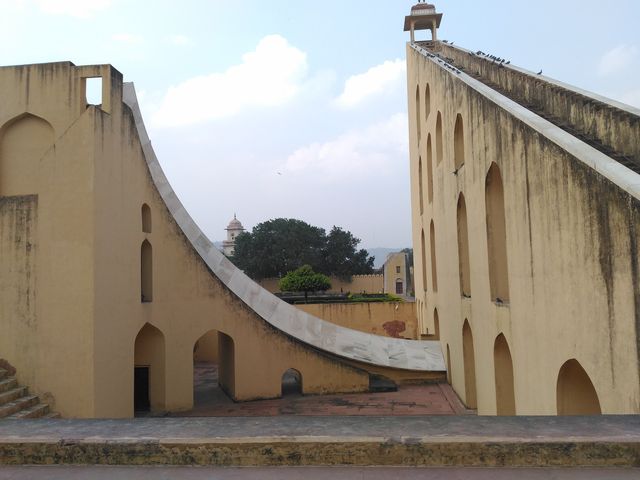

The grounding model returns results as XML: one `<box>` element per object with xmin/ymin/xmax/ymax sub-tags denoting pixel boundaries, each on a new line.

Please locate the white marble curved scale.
<box><xmin>122</xmin><ymin>83</ymin><xmax>445</xmax><ymax>373</ymax></box>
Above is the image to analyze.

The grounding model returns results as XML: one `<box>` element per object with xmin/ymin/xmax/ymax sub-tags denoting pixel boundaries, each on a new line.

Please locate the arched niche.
<box><xmin>430</xmin><ymin>220</ymin><xmax>438</xmax><ymax>292</ymax></box>
<box><xmin>415</xmin><ymin>85</ymin><xmax>421</xmax><ymax>143</ymax></box>
<box><xmin>418</xmin><ymin>157</ymin><xmax>424</xmax><ymax>215</ymax></box>
<box><xmin>457</xmin><ymin>193</ymin><xmax>471</xmax><ymax>298</ymax></box>
<box><xmin>494</xmin><ymin>333</ymin><xmax>515</xmax><ymax>415</ymax></box>
<box><xmin>435</xmin><ymin>112</ymin><xmax>443</xmax><ymax>165</ymax></box>
<box><xmin>0</xmin><ymin>113</ymin><xmax>54</xmax><ymax>196</ymax></box>
<box><xmin>424</xmin><ymin>84</ymin><xmax>431</xmax><ymax>122</ymax></box>
<box><xmin>462</xmin><ymin>319</ymin><xmax>477</xmax><ymax>409</ymax></box>
<box><xmin>142</xmin><ymin>204</ymin><xmax>152</xmax><ymax>233</ymax></box>
<box><xmin>426</xmin><ymin>134</ymin><xmax>434</xmax><ymax>204</ymax></box>
<box><xmin>485</xmin><ymin>163</ymin><xmax>509</xmax><ymax>303</ymax></box>
<box><xmin>454</xmin><ymin>114</ymin><xmax>465</xmax><ymax>170</ymax></box>
<box><xmin>141</xmin><ymin>240</ymin><xmax>153</xmax><ymax>303</ymax></box>
<box><xmin>556</xmin><ymin>359</ymin><xmax>601</xmax><ymax>415</ymax></box>
<box><xmin>421</xmin><ymin>229</ymin><xmax>427</xmax><ymax>293</ymax></box>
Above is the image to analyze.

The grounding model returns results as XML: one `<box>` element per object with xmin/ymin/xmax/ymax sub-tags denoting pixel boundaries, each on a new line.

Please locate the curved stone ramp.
<box><xmin>412</xmin><ymin>42</ymin><xmax>640</xmax><ymax>202</ymax></box>
<box><xmin>122</xmin><ymin>83</ymin><xmax>444</xmax><ymax>373</ymax></box>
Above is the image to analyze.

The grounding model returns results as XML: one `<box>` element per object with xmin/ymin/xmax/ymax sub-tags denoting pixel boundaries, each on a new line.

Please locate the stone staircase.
<box><xmin>0</xmin><ymin>368</ymin><xmax>59</xmax><ymax>419</ymax></box>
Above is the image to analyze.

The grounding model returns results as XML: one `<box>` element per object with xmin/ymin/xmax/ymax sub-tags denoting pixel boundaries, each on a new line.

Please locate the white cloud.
<box><xmin>285</xmin><ymin>113</ymin><xmax>408</xmax><ymax>179</ymax></box>
<box><xmin>36</xmin><ymin>0</ymin><xmax>112</xmax><ymax>18</ymax></box>
<box><xmin>598</xmin><ymin>44</ymin><xmax>638</xmax><ymax>76</ymax></box>
<box><xmin>112</xmin><ymin>33</ymin><xmax>143</xmax><ymax>44</ymax></box>
<box><xmin>168</xmin><ymin>34</ymin><xmax>194</xmax><ymax>47</ymax></box>
<box><xmin>153</xmin><ymin>35</ymin><xmax>308</xmax><ymax>127</ymax></box>
<box><xmin>335</xmin><ymin>59</ymin><xmax>406</xmax><ymax>108</ymax></box>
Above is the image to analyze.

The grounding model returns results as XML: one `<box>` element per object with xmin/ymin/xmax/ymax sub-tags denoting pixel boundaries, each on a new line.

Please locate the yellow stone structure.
<box><xmin>0</xmin><ymin>61</ymin><xmax>444</xmax><ymax>419</ymax></box>
<box><xmin>406</xmin><ymin>4</ymin><xmax>640</xmax><ymax>415</ymax></box>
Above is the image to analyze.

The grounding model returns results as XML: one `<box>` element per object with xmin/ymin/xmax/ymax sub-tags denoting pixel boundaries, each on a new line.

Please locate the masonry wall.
<box><xmin>0</xmin><ymin>64</ymin><xmax>98</xmax><ymax>417</ymax></box>
<box><xmin>0</xmin><ymin>63</ymin><xmax>370</xmax><ymax>418</ymax></box>
<box><xmin>407</xmin><ymin>44</ymin><xmax>640</xmax><ymax>415</ymax></box>
<box><xmin>297</xmin><ymin>302</ymin><xmax>418</xmax><ymax>340</ymax></box>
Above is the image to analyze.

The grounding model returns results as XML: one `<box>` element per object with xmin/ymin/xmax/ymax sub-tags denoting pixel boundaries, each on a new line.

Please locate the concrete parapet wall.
<box><xmin>296</xmin><ymin>302</ymin><xmax>418</xmax><ymax>340</ymax></box>
<box><xmin>437</xmin><ymin>42</ymin><xmax>640</xmax><ymax>168</ymax></box>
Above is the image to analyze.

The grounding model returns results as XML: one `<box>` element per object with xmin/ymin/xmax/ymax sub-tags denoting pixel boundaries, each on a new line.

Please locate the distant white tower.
<box><xmin>223</xmin><ymin>214</ymin><xmax>245</xmax><ymax>256</ymax></box>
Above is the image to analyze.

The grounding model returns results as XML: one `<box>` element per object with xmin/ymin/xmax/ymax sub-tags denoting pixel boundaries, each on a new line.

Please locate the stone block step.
<box><xmin>0</xmin><ymin>377</ymin><xmax>17</xmax><ymax>394</ymax></box>
<box><xmin>42</xmin><ymin>412</ymin><xmax>61</xmax><ymax>419</ymax></box>
<box><xmin>0</xmin><ymin>386</ymin><xmax>27</xmax><ymax>407</ymax></box>
<box><xmin>0</xmin><ymin>395</ymin><xmax>39</xmax><ymax>418</ymax></box>
<box><xmin>0</xmin><ymin>416</ymin><xmax>638</xmax><ymax>467</ymax></box>
<box><xmin>8</xmin><ymin>403</ymin><xmax>49</xmax><ymax>419</ymax></box>
<box><xmin>0</xmin><ymin>369</ymin><xmax>7</xmax><ymax>381</ymax></box>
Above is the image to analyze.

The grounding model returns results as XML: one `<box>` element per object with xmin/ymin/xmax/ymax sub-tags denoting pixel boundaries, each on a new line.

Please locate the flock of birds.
<box><xmin>441</xmin><ymin>40</ymin><xmax>543</xmax><ymax>75</ymax></box>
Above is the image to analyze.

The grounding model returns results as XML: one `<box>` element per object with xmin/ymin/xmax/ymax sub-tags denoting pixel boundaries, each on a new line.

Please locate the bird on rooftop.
<box><xmin>537</xmin><ymin>70</ymin><xmax>543</xmax><ymax>75</ymax></box>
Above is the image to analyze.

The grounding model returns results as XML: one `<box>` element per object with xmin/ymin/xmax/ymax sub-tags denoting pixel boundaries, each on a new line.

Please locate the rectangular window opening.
<box><xmin>85</xmin><ymin>77</ymin><xmax>103</xmax><ymax>106</ymax></box>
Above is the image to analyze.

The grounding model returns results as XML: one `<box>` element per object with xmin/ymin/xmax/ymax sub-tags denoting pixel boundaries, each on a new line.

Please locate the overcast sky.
<box><xmin>1</xmin><ymin>0</ymin><xmax>639</xmax><ymax>248</ymax></box>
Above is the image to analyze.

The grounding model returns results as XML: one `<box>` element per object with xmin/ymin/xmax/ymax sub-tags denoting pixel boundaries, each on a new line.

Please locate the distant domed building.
<box><xmin>222</xmin><ymin>214</ymin><xmax>245</xmax><ymax>256</ymax></box>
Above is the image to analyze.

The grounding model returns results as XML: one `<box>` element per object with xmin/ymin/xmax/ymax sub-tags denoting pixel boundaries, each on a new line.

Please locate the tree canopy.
<box><xmin>231</xmin><ymin>218</ymin><xmax>375</xmax><ymax>280</ymax></box>
<box><xmin>279</xmin><ymin>265</ymin><xmax>331</xmax><ymax>301</ymax></box>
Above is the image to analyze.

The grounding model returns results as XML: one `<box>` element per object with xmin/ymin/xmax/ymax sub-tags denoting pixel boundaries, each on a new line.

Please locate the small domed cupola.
<box><xmin>404</xmin><ymin>2</ymin><xmax>443</xmax><ymax>43</ymax></box>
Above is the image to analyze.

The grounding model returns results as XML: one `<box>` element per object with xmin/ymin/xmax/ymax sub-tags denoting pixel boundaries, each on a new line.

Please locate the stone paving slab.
<box><xmin>1</xmin><ymin>416</ymin><xmax>639</xmax><ymax>467</ymax></box>
<box><xmin>183</xmin><ymin>363</ymin><xmax>465</xmax><ymax>416</ymax></box>
<box><xmin>1</xmin><ymin>466</ymin><xmax>640</xmax><ymax>480</ymax></box>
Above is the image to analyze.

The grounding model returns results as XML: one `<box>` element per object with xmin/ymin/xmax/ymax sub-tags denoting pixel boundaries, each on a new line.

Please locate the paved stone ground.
<box><xmin>1</xmin><ymin>466</ymin><xmax>639</xmax><ymax>479</ymax></box>
<box><xmin>174</xmin><ymin>362</ymin><xmax>469</xmax><ymax>417</ymax></box>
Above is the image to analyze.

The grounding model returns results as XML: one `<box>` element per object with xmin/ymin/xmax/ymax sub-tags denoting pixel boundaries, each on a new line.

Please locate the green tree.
<box><xmin>279</xmin><ymin>265</ymin><xmax>331</xmax><ymax>303</ymax></box>
<box><xmin>231</xmin><ymin>218</ymin><xmax>375</xmax><ymax>280</ymax></box>
<box><xmin>232</xmin><ymin>218</ymin><xmax>325</xmax><ymax>279</ymax></box>
<box><xmin>322</xmin><ymin>226</ymin><xmax>375</xmax><ymax>280</ymax></box>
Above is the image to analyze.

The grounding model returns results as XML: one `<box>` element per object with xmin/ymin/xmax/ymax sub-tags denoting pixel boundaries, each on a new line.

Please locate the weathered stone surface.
<box><xmin>0</xmin><ymin>416</ymin><xmax>638</xmax><ymax>467</ymax></box>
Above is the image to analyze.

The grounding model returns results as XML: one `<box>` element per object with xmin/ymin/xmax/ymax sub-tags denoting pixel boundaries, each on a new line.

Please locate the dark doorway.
<box><xmin>281</xmin><ymin>369</ymin><xmax>302</xmax><ymax>396</ymax></box>
<box><xmin>134</xmin><ymin>366</ymin><xmax>150</xmax><ymax>412</ymax></box>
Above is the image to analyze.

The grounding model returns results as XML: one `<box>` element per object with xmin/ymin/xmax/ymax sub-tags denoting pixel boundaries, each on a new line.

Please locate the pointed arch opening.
<box><xmin>485</xmin><ymin>163</ymin><xmax>510</xmax><ymax>303</ymax></box>
<box><xmin>134</xmin><ymin>323</ymin><xmax>166</xmax><ymax>414</ymax></box>
<box><xmin>418</xmin><ymin>157</ymin><xmax>424</xmax><ymax>215</ymax></box>
<box><xmin>433</xmin><ymin>307</ymin><xmax>440</xmax><ymax>339</ymax></box>
<box><xmin>430</xmin><ymin>220</ymin><xmax>438</xmax><ymax>292</ymax></box>
<box><xmin>141</xmin><ymin>240</ymin><xmax>153</xmax><ymax>303</ymax></box>
<box><xmin>457</xmin><ymin>193</ymin><xmax>471</xmax><ymax>298</ymax></box>
<box><xmin>436</xmin><ymin>112</ymin><xmax>443</xmax><ymax>165</ymax></box>
<box><xmin>142</xmin><ymin>204</ymin><xmax>152</xmax><ymax>233</ymax></box>
<box><xmin>454</xmin><ymin>114</ymin><xmax>465</xmax><ymax>170</ymax></box>
<box><xmin>426</xmin><ymin>134</ymin><xmax>434</xmax><ymax>204</ymax></box>
<box><xmin>282</xmin><ymin>368</ymin><xmax>303</xmax><ymax>396</ymax></box>
<box><xmin>462</xmin><ymin>320</ymin><xmax>477</xmax><ymax>409</ymax></box>
<box><xmin>556</xmin><ymin>359</ymin><xmax>601</xmax><ymax>415</ymax></box>
<box><xmin>494</xmin><ymin>333</ymin><xmax>515</xmax><ymax>415</ymax></box>
<box><xmin>415</xmin><ymin>85</ymin><xmax>421</xmax><ymax>143</ymax></box>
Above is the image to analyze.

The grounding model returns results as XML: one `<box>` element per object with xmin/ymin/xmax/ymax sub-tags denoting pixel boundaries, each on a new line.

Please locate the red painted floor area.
<box><xmin>172</xmin><ymin>362</ymin><xmax>471</xmax><ymax>417</ymax></box>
